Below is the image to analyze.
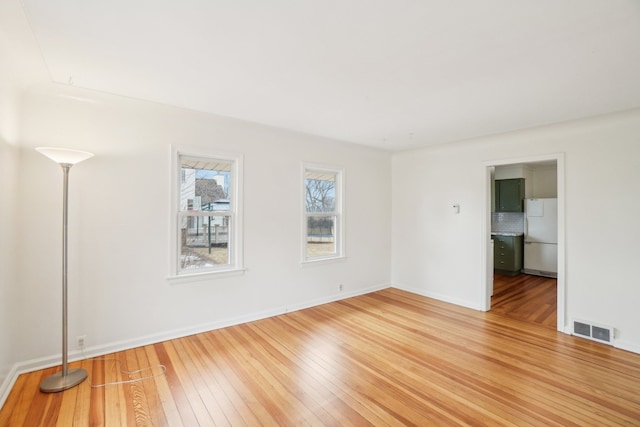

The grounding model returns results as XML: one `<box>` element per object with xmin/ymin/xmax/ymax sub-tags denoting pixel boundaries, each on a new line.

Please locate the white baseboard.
<box><xmin>614</xmin><ymin>340</ymin><xmax>640</xmax><ymax>355</ymax></box>
<box><xmin>0</xmin><ymin>283</ymin><xmax>390</xmax><ymax>410</ymax></box>
<box><xmin>0</xmin><ymin>365</ymin><xmax>19</xmax><ymax>414</ymax></box>
<box><xmin>392</xmin><ymin>284</ymin><xmax>482</xmax><ymax>311</ymax></box>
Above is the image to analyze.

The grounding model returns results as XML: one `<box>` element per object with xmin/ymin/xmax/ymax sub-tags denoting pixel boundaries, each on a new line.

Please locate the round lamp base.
<box><xmin>40</xmin><ymin>368</ymin><xmax>88</xmax><ymax>393</ymax></box>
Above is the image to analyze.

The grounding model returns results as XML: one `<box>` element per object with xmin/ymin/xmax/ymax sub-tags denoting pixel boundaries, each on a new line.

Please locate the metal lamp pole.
<box><xmin>36</xmin><ymin>148</ymin><xmax>93</xmax><ymax>393</ymax></box>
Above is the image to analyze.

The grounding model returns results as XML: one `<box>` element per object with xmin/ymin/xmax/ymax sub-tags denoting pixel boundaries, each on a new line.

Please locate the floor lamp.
<box><xmin>36</xmin><ymin>147</ymin><xmax>94</xmax><ymax>393</ymax></box>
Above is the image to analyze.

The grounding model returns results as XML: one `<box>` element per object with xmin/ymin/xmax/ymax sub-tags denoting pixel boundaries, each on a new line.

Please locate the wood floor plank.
<box><xmin>491</xmin><ymin>273</ymin><xmax>557</xmax><ymax>328</ymax></box>
<box><xmin>21</xmin><ymin>368</ymin><xmax>58</xmax><ymax>427</ymax></box>
<box><xmin>290</xmin><ymin>307</ymin><xmax>489</xmax><ymax>425</ymax></box>
<box><xmin>160</xmin><ymin>340</ymin><xmax>213</xmax><ymax>426</ymax></box>
<box><xmin>215</xmin><ymin>327</ymin><xmax>320</xmax><ymax>426</ymax></box>
<box><xmin>89</xmin><ymin>358</ymin><xmax>106</xmax><ymax>426</ymax></box>
<box><xmin>54</xmin><ymin>367</ymin><xmax>80</xmax><ymax>427</ymax></box>
<box><xmin>244</xmin><ymin>320</ymin><xmax>372</xmax><ymax>427</ymax></box>
<box><xmin>193</xmin><ymin>333</ymin><xmax>268</xmax><ymax>426</ymax></box>
<box><xmin>103</xmin><ymin>354</ymin><xmax>132</xmax><ymax>426</ymax></box>
<box><xmin>182</xmin><ymin>335</ymin><xmax>243</xmax><ymax>426</ymax></box>
<box><xmin>171</xmin><ymin>337</ymin><xmax>230</xmax><ymax>426</ymax></box>
<box><xmin>69</xmin><ymin>358</ymin><xmax>93</xmax><ymax>426</ymax></box>
<box><xmin>236</xmin><ymin>322</ymin><xmax>346</xmax><ymax>426</ymax></box>
<box><xmin>0</xmin><ymin>372</ymin><xmax>32</xmax><ymax>426</ymax></box>
<box><xmin>144</xmin><ymin>344</ymin><xmax>182</xmax><ymax>426</ymax></box>
<box><xmin>256</xmin><ymin>316</ymin><xmax>395</xmax><ymax>426</ymax></box>
<box><xmin>2</xmin><ymin>288</ymin><xmax>640</xmax><ymax>426</ymax></box>
<box><xmin>130</xmin><ymin>346</ymin><xmax>167</xmax><ymax>427</ymax></box>
<box><xmin>123</xmin><ymin>348</ymin><xmax>155</xmax><ymax>427</ymax></box>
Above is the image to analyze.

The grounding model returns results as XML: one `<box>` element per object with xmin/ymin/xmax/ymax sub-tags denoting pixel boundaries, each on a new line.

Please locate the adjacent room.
<box><xmin>2</xmin><ymin>1</ymin><xmax>640</xmax><ymax>424</ymax></box>
<box><xmin>490</xmin><ymin>161</ymin><xmax>560</xmax><ymax>329</ymax></box>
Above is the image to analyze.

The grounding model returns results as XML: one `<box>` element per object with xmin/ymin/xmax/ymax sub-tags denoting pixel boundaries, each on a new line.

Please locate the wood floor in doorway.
<box><xmin>491</xmin><ymin>273</ymin><xmax>557</xmax><ymax>329</ymax></box>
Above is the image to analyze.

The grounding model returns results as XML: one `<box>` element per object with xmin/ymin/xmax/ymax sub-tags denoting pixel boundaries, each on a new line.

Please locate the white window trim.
<box><xmin>301</xmin><ymin>162</ymin><xmax>345</xmax><ymax>265</ymax></box>
<box><xmin>167</xmin><ymin>145</ymin><xmax>244</xmax><ymax>283</ymax></box>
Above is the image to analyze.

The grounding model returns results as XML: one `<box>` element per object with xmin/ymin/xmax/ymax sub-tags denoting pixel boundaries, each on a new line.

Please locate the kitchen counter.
<box><xmin>491</xmin><ymin>231</ymin><xmax>524</xmax><ymax>236</ymax></box>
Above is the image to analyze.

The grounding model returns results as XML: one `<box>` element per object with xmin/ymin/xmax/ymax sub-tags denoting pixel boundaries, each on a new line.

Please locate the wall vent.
<box><xmin>572</xmin><ymin>319</ymin><xmax>614</xmax><ymax>345</ymax></box>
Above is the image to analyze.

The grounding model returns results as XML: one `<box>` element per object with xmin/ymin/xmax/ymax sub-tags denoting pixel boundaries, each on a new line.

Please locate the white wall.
<box><xmin>530</xmin><ymin>166</ymin><xmax>558</xmax><ymax>198</ymax></box>
<box><xmin>392</xmin><ymin>109</ymin><xmax>640</xmax><ymax>352</ymax></box>
<box><xmin>12</xmin><ymin>84</ymin><xmax>391</xmax><ymax>366</ymax></box>
<box><xmin>0</xmin><ymin>92</ymin><xmax>19</xmax><ymax>395</ymax></box>
<box><xmin>0</xmin><ymin>0</ymin><xmax>49</xmax><ymax>402</ymax></box>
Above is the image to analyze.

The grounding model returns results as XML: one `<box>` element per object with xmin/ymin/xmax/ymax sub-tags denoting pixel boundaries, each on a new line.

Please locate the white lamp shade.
<box><xmin>36</xmin><ymin>147</ymin><xmax>94</xmax><ymax>165</ymax></box>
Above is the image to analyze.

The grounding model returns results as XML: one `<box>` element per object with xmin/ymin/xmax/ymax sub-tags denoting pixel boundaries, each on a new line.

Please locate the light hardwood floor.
<box><xmin>2</xmin><ymin>288</ymin><xmax>639</xmax><ymax>426</ymax></box>
<box><xmin>491</xmin><ymin>273</ymin><xmax>557</xmax><ymax>329</ymax></box>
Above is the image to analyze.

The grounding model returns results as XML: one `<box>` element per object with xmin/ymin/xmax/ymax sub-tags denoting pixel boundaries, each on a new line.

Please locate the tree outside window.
<box><xmin>303</xmin><ymin>166</ymin><xmax>343</xmax><ymax>261</ymax></box>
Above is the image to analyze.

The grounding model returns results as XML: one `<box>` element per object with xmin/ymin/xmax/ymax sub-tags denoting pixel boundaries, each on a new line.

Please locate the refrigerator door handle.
<box><xmin>524</xmin><ymin>216</ymin><xmax>528</xmax><ymax>236</ymax></box>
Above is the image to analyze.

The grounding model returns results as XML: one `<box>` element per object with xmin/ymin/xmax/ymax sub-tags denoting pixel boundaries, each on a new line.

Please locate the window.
<box><xmin>170</xmin><ymin>147</ymin><xmax>243</xmax><ymax>279</ymax></box>
<box><xmin>303</xmin><ymin>164</ymin><xmax>343</xmax><ymax>262</ymax></box>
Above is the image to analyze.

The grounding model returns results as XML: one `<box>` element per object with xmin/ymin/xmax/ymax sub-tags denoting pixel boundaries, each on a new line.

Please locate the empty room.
<box><xmin>1</xmin><ymin>1</ymin><xmax>640</xmax><ymax>425</ymax></box>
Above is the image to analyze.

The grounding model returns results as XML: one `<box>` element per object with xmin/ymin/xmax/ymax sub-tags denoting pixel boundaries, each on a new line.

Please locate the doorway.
<box><xmin>483</xmin><ymin>153</ymin><xmax>566</xmax><ymax>332</ymax></box>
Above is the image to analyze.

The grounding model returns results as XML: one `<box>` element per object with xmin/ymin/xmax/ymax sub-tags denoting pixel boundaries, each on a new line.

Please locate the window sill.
<box><xmin>300</xmin><ymin>256</ymin><xmax>347</xmax><ymax>268</ymax></box>
<box><xmin>167</xmin><ymin>268</ymin><xmax>246</xmax><ymax>285</ymax></box>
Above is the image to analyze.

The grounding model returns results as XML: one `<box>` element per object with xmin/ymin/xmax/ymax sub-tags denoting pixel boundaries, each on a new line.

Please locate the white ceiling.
<box><xmin>19</xmin><ymin>0</ymin><xmax>640</xmax><ymax>151</ymax></box>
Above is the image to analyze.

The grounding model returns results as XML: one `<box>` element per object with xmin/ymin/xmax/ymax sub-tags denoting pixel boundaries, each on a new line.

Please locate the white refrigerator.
<box><xmin>524</xmin><ymin>198</ymin><xmax>557</xmax><ymax>277</ymax></box>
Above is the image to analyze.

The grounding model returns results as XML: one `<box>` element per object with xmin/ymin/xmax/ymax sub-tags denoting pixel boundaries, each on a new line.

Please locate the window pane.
<box><xmin>179</xmin><ymin>215</ymin><xmax>230</xmax><ymax>270</ymax></box>
<box><xmin>306</xmin><ymin>215</ymin><xmax>336</xmax><ymax>258</ymax></box>
<box><xmin>180</xmin><ymin>157</ymin><xmax>231</xmax><ymax>212</ymax></box>
<box><xmin>305</xmin><ymin>170</ymin><xmax>336</xmax><ymax>213</ymax></box>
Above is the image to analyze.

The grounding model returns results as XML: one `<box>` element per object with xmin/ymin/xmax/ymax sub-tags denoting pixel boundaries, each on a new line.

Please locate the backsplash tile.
<box><xmin>492</xmin><ymin>212</ymin><xmax>524</xmax><ymax>233</ymax></box>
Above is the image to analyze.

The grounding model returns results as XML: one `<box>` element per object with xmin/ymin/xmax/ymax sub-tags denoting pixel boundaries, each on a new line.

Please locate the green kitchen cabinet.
<box><xmin>495</xmin><ymin>178</ymin><xmax>525</xmax><ymax>212</ymax></box>
<box><xmin>493</xmin><ymin>234</ymin><xmax>523</xmax><ymax>276</ymax></box>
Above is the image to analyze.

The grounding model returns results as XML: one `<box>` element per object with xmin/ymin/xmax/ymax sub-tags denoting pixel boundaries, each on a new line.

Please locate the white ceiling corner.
<box><xmin>18</xmin><ymin>0</ymin><xmax>640</xmax><ymax>151</ymax></box>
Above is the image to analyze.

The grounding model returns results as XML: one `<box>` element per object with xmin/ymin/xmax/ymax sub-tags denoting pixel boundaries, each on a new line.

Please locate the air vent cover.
<box><xmin>592</xmin><ymin>326</ymin><xmax>611</xmax><ymax>343</ymax></box>
<box><xmin>573</xmin><ymin>321</ymin><xmax>590</xmax><ymax>337</ymax></box>
<box><xmin>572</xmin><ymin>319</ymin><xmax>614</xmax><ymax>345</ymax></box>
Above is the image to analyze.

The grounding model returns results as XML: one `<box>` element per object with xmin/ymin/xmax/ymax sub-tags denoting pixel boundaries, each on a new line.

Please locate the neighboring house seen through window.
<box><xmin>172</xmin><ymin>149</ymin><xmax>243</xmax><ymax>278</ymax></box>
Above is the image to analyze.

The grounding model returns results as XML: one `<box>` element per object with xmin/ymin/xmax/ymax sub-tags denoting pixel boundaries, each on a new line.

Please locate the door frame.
<box><xmin>481</xmin><ymin>153</ymin><xmax>566</xmax><ymax>333</ymax></box>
